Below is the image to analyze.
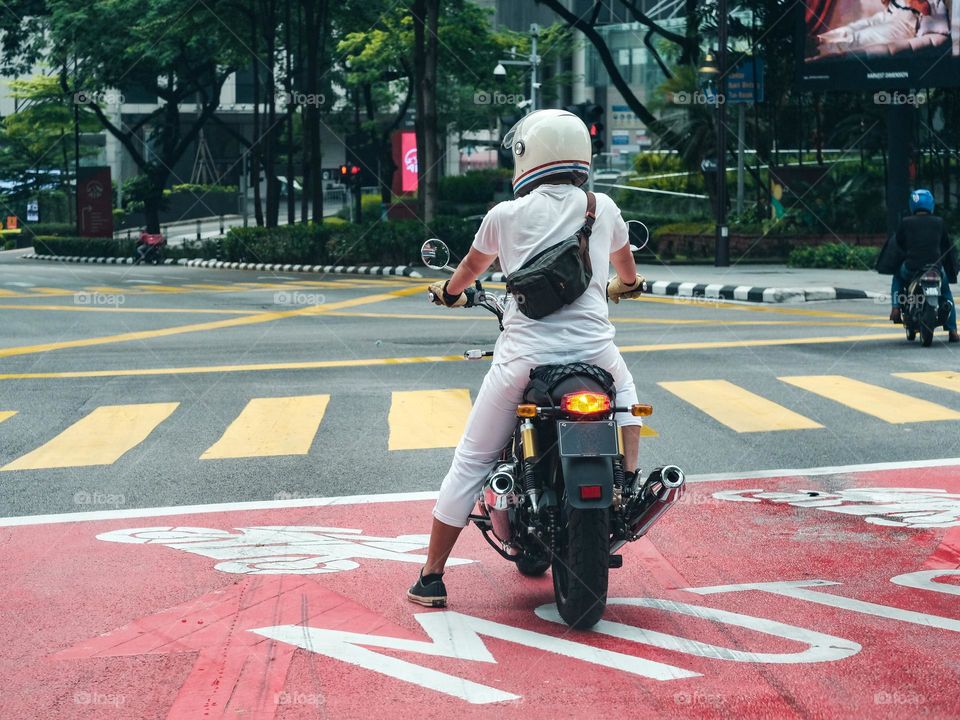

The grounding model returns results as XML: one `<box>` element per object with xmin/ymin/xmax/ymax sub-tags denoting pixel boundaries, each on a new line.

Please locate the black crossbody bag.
<box><xmin>505</xmin><ymin>191</ymin><xmax>596</xmax><ymax>320</ymax></box>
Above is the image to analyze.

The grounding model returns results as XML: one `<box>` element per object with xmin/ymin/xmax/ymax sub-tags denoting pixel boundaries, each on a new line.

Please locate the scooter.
<box><xmin>900</xmin><ymin>264</ymin><xmax>953</xmax><ymax>347</ymax></box>
<box><xmin>422</xmin><ymin>238</ymin><xmax>684</xmax><ymax>629</ymax></box>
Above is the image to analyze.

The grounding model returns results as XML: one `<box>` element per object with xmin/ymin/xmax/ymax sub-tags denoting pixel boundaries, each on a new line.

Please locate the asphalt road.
<box><xmin>1</xmin><ymin>253</ymin><xmax>958</xmax><ymax>519</ymax></box>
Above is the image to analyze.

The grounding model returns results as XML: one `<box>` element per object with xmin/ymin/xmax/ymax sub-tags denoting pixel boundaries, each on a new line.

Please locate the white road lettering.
<box><xmin>687</xmin><ymin>579</ymin><xmax>960</xmax><ymax>633</ymax></box>
<box><xmin>535</xmin><ymin>598</ymin><xmax>860</xmax><ymax>663</ymax></box>
<box><xmin>252</xmin><ymin>611</ymin><xmax>698</xmax><ymax>704</ymax></box>
<box><xmin>96</xmin><ymin>525</ymin><xmax>472</xmax><ymax>574</ymax></box>
<box><xmin>890</xmin><ymin>569</ymin><xmax>960</xmax><ymax>596</ymax></box>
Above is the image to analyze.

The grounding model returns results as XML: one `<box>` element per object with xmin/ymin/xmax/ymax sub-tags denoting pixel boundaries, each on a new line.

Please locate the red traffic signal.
<box><xmin>339</xmin><ymin>163</ymin><xmax>362</xmax><ymax>181</ymax></box>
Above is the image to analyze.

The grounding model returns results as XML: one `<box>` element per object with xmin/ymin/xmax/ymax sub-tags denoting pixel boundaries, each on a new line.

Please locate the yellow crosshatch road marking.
<box><xmin>0</xmin><ymin>333</ymin><xmax>907</xmax><ymax>381</ymax></box>
<box><xmin>779</xmin><ymin>375</ymin><xmax>960</xmax><ymax>424</ymax></box>
<box><xmin>0</xmin><ymin>411</ymin><xmax>15</xmax><ymax>424</ymax></box>
<box><xmin>658</xmin><ymin>380</ymin><xmax>822</xmax><ymax>433</ymax></box>
<box><xmin>0</xmin><ymin>304</ymin><xmax>260</xmax><ymax>315</ymax></box>
<box><xmin>388</xmin><ymin>389</ymin><xmax>473</xmax><ymax>451</ymax></box>
<box><xmin>640</xmin><ymin>425</ymin><xmax>659</xmax><ymax>437</ymax></box>
<box><xmin>1</xmin><ymin>402</ymin><xmax>179</xmax><ymax>471</ymax></box>
<box><xmin>894</xmin><ymin>371</ymin><xmax>960</xmax><ymax>395</ymax></box>
<box><xmin>201</xmin><ymin>395</ymin><xmax>331</xmax><ymax>459</ymax></box>
<box><xmin>0</xmin><ymin>284</ymin><xmax>424</xmax><ymax>359</ymax></box>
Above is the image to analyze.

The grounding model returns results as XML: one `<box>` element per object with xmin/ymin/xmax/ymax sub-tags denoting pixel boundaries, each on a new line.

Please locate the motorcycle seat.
<box><xmin>523</xmin><ymin>363</ymin><xmax>614</xmax><ymax>406</ymax></box>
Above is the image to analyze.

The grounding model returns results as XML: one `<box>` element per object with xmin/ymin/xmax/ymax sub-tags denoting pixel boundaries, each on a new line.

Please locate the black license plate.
<box><xmin>557</xmin><ymin>421</ymin><xmax>619</xmax><ymax>457</ymax></box>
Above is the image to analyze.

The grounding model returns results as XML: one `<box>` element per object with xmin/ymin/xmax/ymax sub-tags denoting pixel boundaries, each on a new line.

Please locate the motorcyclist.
<box><xmin>888</xmin><ymin>189</ymin><xmax>959</xmax><ymax>343</ymax></box>
<box><xmin>407</xmin><ymin>109</ymin><xmax>646</xmax><ymax>607</ymax></box>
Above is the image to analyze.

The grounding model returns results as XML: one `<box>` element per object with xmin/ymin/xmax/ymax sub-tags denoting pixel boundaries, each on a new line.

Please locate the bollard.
<box><xmin>219</xmin><ymin>215</ymin><xmax>225</xmax><ymax>236</ymax></box>
<box><xmin>196</xmin><ymin>219</ymin><xmax>201</xmax><ymax>242</ymax></box>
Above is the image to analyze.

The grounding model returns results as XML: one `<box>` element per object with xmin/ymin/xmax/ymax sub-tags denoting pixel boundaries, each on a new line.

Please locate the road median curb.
<box><xmin>19</xmin><ymin>253</ymin><xmax>423</xmax><ymax>278</ymax></box>
<box><xmin>479</xmin><ymin>272</ymin><xmax>882</xmax><ymax>304</ymax></box>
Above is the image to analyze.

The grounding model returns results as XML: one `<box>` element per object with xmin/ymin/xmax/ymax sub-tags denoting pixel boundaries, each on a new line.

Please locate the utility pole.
<box><xmin>715</xmin><ymin>0</ymin><xmax>729</xmax><ymax>267</ymax></box>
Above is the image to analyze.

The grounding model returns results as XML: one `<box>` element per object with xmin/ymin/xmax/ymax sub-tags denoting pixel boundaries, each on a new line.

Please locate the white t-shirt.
<box><xmin>472</xmin><ymin>183</ymin><xmax>629</xmax><ymax>364</ymax></box>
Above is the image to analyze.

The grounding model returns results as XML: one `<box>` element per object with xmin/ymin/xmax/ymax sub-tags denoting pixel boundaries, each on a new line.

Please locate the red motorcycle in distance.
<box><xmin>422</xmin><ymin>239</ymin><xmax>684</xmax><ymax>629</ymax></box>
<box><xmin>134</xmin><ymin>231</ymin><xmax>166</xmax><ymax>265</ymax></box>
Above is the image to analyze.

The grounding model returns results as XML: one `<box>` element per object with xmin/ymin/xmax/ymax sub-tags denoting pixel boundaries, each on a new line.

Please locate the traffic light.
<box><xmin>339</xmin><ymin>163</ymin><xmax>361</xmax><ymax>185</ymax></box>
<box><xmin>563</xmin><ymin>102</ymin><xmax>605</xmax><ymax>155</ymax></box>
<box><xmin>589</xmin><ymin>120</ymin><xmax>605</xmax><ymax>155</ymax></box>
<box><xmin>498</xmin><ymin>113</ymin><xmax>522</xmax><ymax>169</ymax></box>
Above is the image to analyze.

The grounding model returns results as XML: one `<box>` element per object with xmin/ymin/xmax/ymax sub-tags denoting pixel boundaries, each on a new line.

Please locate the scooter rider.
<box><xmin>888</xmin><ymin>189</ymin><xmax>959</xmax><ymax>342</ymax></box>
<box><xmin>408</xmin><ymin>109</ymin><xmax>646</xmax><ymax>607</ymax></box>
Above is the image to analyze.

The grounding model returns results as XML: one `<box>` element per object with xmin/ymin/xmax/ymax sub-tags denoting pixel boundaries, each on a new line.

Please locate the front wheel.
<box><xmin>921</xmin><ymin>325</ymin><xmax>934</xmax><ymax>347</ymax></box>
<box><xmin>552</xmin><ymin>507</ymin><xmax>609</xmax><ymax>629</ymax></box>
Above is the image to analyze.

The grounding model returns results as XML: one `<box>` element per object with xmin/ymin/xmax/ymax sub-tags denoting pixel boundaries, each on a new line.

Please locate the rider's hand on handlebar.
<box><xmin>607</xmin><ymin>275</ymin><xmax>646</xmax><ymax>304</ymax></box>
<box><xmin>428</xmin><ymin>280</ymin><xmax>476</xmax><ymax>308</ymax></box>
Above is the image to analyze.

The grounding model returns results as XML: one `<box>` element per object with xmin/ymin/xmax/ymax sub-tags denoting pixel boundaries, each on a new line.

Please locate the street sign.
<box><xmin>26</xmin><ymin>200</ymin><xmax>38</xmax><ymax>223</ymax></box>
<box><xmin>76</xmin><ymin>166</ymin><xmax>114</xmax><ymax>238</ymax></box>
<box><xmin>726</xmin><ymin>58</ymin><xmax>765</xmax><ymax>104</ymax></box>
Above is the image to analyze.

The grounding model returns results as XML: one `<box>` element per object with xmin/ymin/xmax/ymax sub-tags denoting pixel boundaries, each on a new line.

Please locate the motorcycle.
<box><xmin>421</xmin><ymin>239</ymin><xmax>684</xmax><ymax>629</ymax></box>
<box><xmin>900</xmin><ymin>264</ymin><xmax>953</xmax><ymax>347</ymax></box>
<box><xmin>133</xmin><ymin>232</ymin><xmax>166</xmax><ymax>265</ymax></box>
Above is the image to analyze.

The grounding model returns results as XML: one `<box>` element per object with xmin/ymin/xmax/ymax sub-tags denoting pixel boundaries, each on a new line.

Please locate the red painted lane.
<box><xmin>0</xmin><ymin>466</ymin><xmax>958</xmax><ymax>719</ymax></box>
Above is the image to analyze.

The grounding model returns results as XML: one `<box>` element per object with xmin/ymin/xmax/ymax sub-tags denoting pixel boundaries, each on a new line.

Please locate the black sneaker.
<box><xmin>407</xmin><ymin>570</ymin><xmax>447</xmax><ymax>608</ymax></box>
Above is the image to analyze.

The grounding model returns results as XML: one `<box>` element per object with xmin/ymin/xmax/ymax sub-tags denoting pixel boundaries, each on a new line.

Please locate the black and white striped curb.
<box><xmin>20</xmin><ymin>253</ymin><xmax>422</xmax><ymax>277</ymax></box>
<box><xmin>480</xmin><ymin>272</ymin><xmax>881</xmax><ymax>304</ymax></box>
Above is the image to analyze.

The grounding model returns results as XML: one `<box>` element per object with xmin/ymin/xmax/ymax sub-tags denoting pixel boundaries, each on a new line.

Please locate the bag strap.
<box><xmin>577</xmin><ymin>191</ymin><xmax>596</xmax><ymax>273</ymax></box>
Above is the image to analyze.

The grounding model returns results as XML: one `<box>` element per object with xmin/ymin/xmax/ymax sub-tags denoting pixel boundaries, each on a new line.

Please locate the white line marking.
<box><xmin>0</xmin><ymin>458</ymin><xmax>957</xmax><ymax>528</ymax></box>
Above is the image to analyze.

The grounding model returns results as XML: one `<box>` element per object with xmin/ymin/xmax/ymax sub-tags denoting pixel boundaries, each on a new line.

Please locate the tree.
<box><xmin>412</xmin><ymin>0</ymin><xmax>440</xmax><ymax>222</ymax></box>
<box><xmin>0</xmin><ymin>75</ymin><xmax>100</xmax><ymax>222</ymax></box>
<box><xmin>45</xmin><ymin>0</ymin><xmax>246</xmax><ymax>232</ymax></box>
<box><xmin>338</xmin><ymin>0</ymin><xmax>517</xmax><ymax>213</ymax></box>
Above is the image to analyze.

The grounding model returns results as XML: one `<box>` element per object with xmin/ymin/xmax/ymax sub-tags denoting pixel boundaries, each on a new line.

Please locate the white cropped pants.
<box><xmin>432</xmin><ymin>342</ymin><xmax>642</xmax><ymax>528</ymax></box>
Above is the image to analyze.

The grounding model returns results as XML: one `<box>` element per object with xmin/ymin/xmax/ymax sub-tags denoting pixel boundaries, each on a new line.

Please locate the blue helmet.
<box><xmin>910</xmin><ymin>189</ymin><xmax>935</xmax><ymax>214</ymax></box>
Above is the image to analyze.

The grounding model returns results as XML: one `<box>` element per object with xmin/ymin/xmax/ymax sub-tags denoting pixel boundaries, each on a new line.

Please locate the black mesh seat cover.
<box><xmin>523</xmin><ymin>362</ymin><xmax>616</xmax><ymax>406</ymax></box>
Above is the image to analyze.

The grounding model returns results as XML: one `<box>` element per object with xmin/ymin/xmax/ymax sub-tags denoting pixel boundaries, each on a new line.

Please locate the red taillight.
<box><xmin>561</xmin><ymin>391</ymin><xmax>611</xmax><ymax>416</ymax></box>
<box><xmin>579</xmin><ymin>485</ymin><xmax>603</xmax><ymax>501</ymax></box>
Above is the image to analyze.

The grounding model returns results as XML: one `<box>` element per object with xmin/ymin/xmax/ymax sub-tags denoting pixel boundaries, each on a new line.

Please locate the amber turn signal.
<box><xmin>516</xmin><ymin>404</ymin><xmax>538</xmax><ymax>418</ymax></box>
<box><xmin>630</xmin><ymin>403</ymin><xmax>653</xmax><ymax>417</ymax></box>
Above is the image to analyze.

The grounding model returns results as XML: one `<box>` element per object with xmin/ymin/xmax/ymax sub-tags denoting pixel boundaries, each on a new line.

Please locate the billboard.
<box><xmin>76</xmin><ymin>166</ymin><xmax>114</xmax><ymax>238</ymax></box>
<box><xmin>799</xmin><ymin>0</ymin><xmax>960</xmax><ymax>89</ymax></box>
<box><xmin>391</xmin><ymin>131</ymin><xmax>418</xmax><ymax>194</ymax></box>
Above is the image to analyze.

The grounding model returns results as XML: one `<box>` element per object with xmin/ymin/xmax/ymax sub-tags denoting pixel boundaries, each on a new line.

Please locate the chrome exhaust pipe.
<box><xmin>626</xmin><ymin>465</ymin><xmax>685</xmax><ymax>538</ymax></box>
<box><xmin>482</xmin><ymin>464</ymin><xmax>520</xmax><ymax>555</ymax></box>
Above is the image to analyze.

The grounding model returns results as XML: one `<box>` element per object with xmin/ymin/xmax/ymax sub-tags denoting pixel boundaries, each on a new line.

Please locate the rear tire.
<box><xmin>921</xmin><ymin>326</ymin><xmax>934</xmax><ymax>347</ymax></box>
<box><xmin>906</xmin><ymin>328</ymin><xmax>917</xmax><ymax>342</ymax></box>
<box><xmin>552</xmin><ymin>507</ymin><xmax>609</xmax><ymax>629</ymax></box>
<box><xmin>921</xmin><ymin>306</ymin><xmax>938</xmax><ymax>347</ymax></box>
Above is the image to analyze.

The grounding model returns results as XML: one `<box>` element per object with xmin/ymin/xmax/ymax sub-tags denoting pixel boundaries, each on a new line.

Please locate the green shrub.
<box><xmin>652</xmin><ymin>221</ymin><xmax>714</xmax><ymax>238</ymax></box>
<box><xmin>2</xmin><ymin>239</ymin><xmax>14</xmax><ymax>250</ymax></box>
<box><xmin>222</xmin><ymin>223</ymin><xmax>331</xmax><ymax>264</ymax></box>
<box><xmin>439</xmin><ymin>169</ymin><xmax>511</xmax><ymax>205</ymax></box>
<box><xmin>32</xmin><ymin>236</ymin><xmax>133</xmax><ymax>257</ymax></box>
<box><xmin>787</xmin><ymin>243</ymin><xmax>880</xmax><ymax>270</ymax></box>
<box><xmin>20</xmin><ymin>223</ymin><xmax>76</xmax><ymax>237</ymax></box>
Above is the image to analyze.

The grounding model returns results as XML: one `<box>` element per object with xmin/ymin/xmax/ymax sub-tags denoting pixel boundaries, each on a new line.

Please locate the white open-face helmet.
<box><xmin>502</xmin><ymin>109</ymin><xmax>592</xmax><ymax>197</ymax></box>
